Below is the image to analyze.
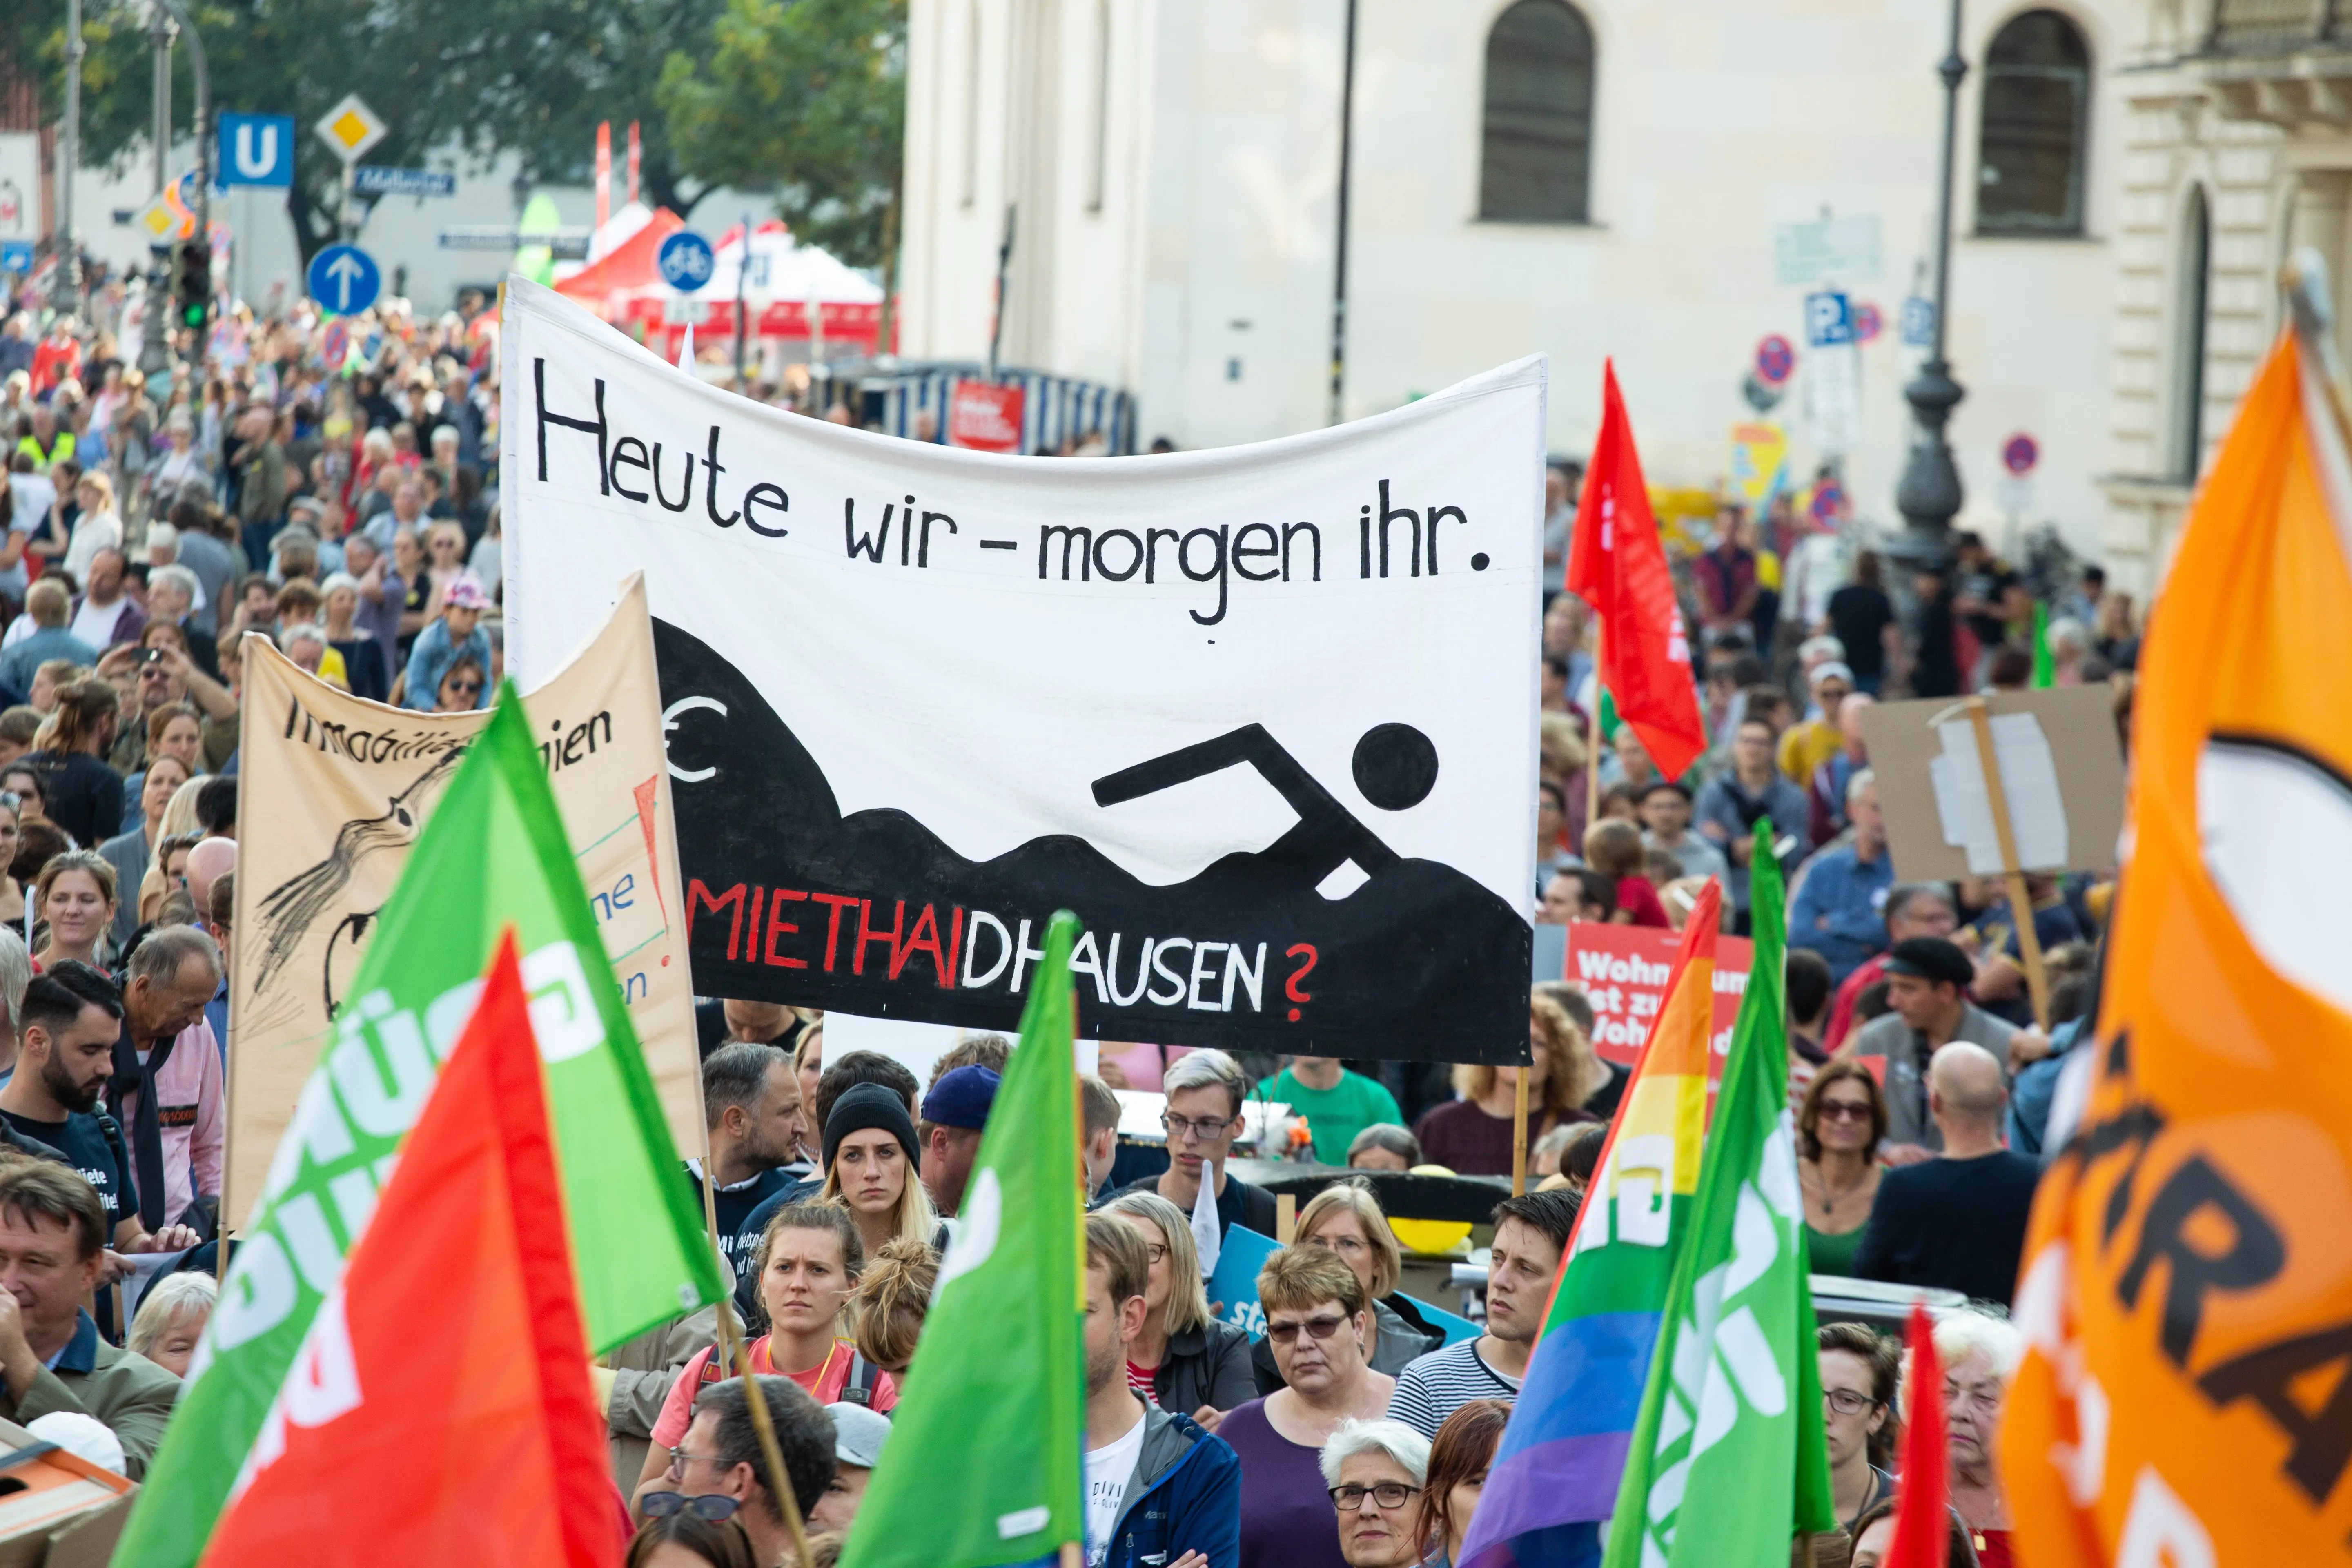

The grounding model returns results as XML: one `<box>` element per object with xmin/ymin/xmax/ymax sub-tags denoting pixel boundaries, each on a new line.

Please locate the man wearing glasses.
<box><xmin>637</xmin><ymin>1373</ymin><xmax>836</xmax><ymax>1566</ymax></box>
<box><xmin>1113</xmin><ymin>1049</ymin><xmax>1278</xmax><ymax>1241</ymax></box>
<box><xmin>1318</xmin><ymin>1418</ymin><xmax>1431</xmax><ymax>1568</ymax></box>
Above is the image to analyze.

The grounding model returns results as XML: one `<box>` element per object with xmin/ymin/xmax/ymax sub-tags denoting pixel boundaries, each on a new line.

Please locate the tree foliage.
<box><xmin>657</xmin><ymin>0</ymin><xmax>906</xmax><ymax>272</ymax></box>
<box><xmin>11</xmin><ymin>0</ymin><xmax>728</xmax><ymax>270</ymax></box>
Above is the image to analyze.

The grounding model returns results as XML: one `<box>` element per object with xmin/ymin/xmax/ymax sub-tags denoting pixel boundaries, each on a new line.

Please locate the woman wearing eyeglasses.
<box><xmin>1218</xmin><ymin>1246</ymin><xmax>1398</xmax><ymax>1568</ymax></box>
<box><xmin>1795</xmin><ymin>1060</ymin><xmax>1887</xmax><ymax>1278</ymax></box>
<box><xmin>1102</xmin><ymin>1190</ymin><xmax>1254</xmax><ymax>1425</ymax></box>
<box><xmin>1816</xmin><ymin>1321</ymin><xmax>1898</xmax><ymax>1532</ymax></box>
<box><xmin>1318</xmin><ymin>1418</ymin><xmax>1431</xmax><ymax>1568</ymax></box>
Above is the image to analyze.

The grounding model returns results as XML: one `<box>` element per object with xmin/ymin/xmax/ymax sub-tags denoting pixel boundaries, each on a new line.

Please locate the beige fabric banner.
<box><xmin>225</xmin><ymin>572</ymin><xmax>698</xmax><ymax>1219</ymax></box>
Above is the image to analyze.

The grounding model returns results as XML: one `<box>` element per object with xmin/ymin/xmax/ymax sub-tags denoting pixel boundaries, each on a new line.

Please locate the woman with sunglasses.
<box><xmin>625</xmin><ymin>1504</ymin><xmax>761</xmax><ymax>1568</ymax></box>
<box><xmin>1101</xmin><ymin>1190</ymin><xmax>1254</xmax><ymax>1425</ymax></box>
<box><xmin>1795</xmin><ymin>1060</ymin><xmax>1887</xmax><ymax>1277</ymax></box>
<box><xmin>1218</xmin><ymin>1245</ymin><xmax>1397</xmax><ymax>1568</ymax></box>
<box><xmin>431</xmin><ymin>653</ymin><xmax>487</xmax><ymax>714</ymax></box>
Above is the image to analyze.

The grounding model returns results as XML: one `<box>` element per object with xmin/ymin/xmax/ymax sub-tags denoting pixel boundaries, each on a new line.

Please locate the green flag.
<box><xmin>116</xmin><ymin>688</ymin><xmax>724</xmax><ymax>1568</ymax></box>
<box><xmin>2031</xmin><ymin>601</ymin><xmax>2056</xmax><ymax>688</ymax></box>
<box><xmin>843</xmin><ymin>911</ymin><xmax>1087</xmax><ymax>1568</ymax></box>
<box><xmin>1602</xmin><ymin>828</ymin><xmax>1837</xmax><ymax>1568</ymax></box>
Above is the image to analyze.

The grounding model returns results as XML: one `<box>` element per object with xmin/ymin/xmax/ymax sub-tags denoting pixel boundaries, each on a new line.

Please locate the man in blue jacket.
<box><xmin>1788</xmin><ymin>768</ymin><xmax>1896</xmax><ymax>983</ymax></box>
<box><xmin>1085</xmin><ymin>1213</ymin><xmax>1241</xmax><ymax>1568</ymax></box>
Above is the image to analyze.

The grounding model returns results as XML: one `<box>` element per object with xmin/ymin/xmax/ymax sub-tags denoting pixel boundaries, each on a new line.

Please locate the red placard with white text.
<box><xmin>948</xmin><ymin>381</ymin><xmax>1026</xmax><ymax>452</ymax></box>
<box><xmin>1564</xmin><ymin>923</ymin><xmax>1753</xmax><ymax>1076</ymax></box>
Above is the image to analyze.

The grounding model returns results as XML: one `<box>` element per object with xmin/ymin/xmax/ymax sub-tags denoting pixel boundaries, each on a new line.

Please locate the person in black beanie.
<box><xmin>817</xmin><ymin>1083</ymin><xmax>936</xmax><ymax>1261</ymax></box>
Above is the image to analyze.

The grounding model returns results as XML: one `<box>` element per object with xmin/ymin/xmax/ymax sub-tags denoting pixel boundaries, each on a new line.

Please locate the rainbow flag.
<box><xmin>1459</xmin><ymin>879</ymin><xmax>1723</xmax><ymax>1568</ymax></box>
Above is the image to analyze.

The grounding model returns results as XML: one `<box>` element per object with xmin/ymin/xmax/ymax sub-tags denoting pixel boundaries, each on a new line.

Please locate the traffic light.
<box><xmin>172</xmin><ymin>239</ymin><xmax>212</xmax><ymax>332</ymax></box>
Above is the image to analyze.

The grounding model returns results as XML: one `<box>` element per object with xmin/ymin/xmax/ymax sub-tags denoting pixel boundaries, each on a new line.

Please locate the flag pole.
<box><xmin>694</xmin><ymin>1129</ymin><xmax>813</xmax><ymax>1568</ymax></box>
<box><xmin>1512</xmin><ymin>1064</ymin><xmax>1530</xmax><ymax>1196</ymax></box>
<box><xmin>2284</xmin><ymin>249</ymin><xmax>2352</xmax><ymax>450</ymax></box>
<box><xmin>1586</xmin><ymin>624</ymin><xmax>1603</xmax><ymax>837</ymax></box>
<box><xmin>1961</xmin><ymin>696</ymin><xmax>2050</xmax><ymax>1031</ymax></box>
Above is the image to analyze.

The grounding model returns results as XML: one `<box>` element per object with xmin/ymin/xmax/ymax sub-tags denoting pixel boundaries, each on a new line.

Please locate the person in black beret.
<box><xmin>1846</xmin><ymin>936</ymin><xmax>2046</xmax><ymax>1160</ymax></box>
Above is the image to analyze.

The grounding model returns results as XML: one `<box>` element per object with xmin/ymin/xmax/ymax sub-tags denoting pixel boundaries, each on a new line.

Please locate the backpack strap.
<box><xmin>840</xmin><ymin>1349</ymin><xmax>884</xmax><ymax>1407</ymax></box>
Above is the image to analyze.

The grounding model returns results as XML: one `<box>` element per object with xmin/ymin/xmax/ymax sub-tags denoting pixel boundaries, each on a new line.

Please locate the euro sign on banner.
<box><xmin>2002</xmin><ymin>268</ymin><xmax>2352</xmax><ymax>1566</ymax></box>
<box><xmin>225</xmin><ymin>572</ymin><xmax>700</xmax><ymax>1222</ymax></box>
<box><xmin>1461</xmin><ymin>879</ymin><xmax>1724</xmax><ymax>1568</ymax></box>
<box><xmin>840</xmin><ymin>911</ymin><xmax>1087</xmax><ymax>1568</ymax></box>
<box><xmin>500</xmin><ymin>276</ymin><xmax>1541</xmax><ymax>1063</ymax></box>
<box><xmin>1602</xmin><ymin>836</ymin><xmax>1835</xmax><ymax>1568</ymax></box>
<box><xmin>118</xmin><ymin>691</ymin><xmax>723</xmax><ymax>1568</ymax></box>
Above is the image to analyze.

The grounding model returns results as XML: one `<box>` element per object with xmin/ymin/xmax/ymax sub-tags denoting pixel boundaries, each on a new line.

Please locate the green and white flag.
<box><xmin>842</xmin><ymin>910</ymin><xmax>1088</xmax><ymax>1568</ymax></box>
<box><xmin>1601</xmin><ymin>827</ymin><xmax>1836</xmax><ymax>1568</ymax></box>
<box><xmin>115</xmin><ymin>689</ymin><xmax>725</xmax><ymax>1568</ymax></box>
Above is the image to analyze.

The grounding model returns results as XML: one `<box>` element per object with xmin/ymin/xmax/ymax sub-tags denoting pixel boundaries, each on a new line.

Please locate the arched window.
<box><xmin>2170</xmin><ymin>186</ymin><xmax>2211</xmax><ymax>481</ymax></box>
<box><xmin>1479</xmin><ymin>0</ymin><xmax>1595</xmax><ymax>224</ymax></box>
<box><xmin>1977</xmin><ymin>9</ymin><xmax>2091</xmax><ymax>235</ymax></box>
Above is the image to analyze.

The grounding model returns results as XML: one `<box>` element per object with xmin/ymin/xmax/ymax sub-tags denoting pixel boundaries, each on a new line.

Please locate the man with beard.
<box><xmin>0</xmin><ymin>964</ymin><xmax>200</xmax><ymax>1256</ymax></box>
<box><xmin>692</xmin><ymin>1043</ymin><xmax>808</xmax><ymax>1278</ymax></box>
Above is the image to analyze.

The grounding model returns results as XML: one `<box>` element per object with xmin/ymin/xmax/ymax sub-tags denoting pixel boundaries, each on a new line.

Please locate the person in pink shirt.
<box><xmin>119</xmin><ymin>1010</ymin><xmax>224</xmax><ymax>1230</ymax></box>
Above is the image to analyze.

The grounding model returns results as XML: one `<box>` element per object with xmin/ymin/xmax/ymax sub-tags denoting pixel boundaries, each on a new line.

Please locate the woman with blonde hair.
<box><xmin>848</xmin><ymin>1236</ymin><xmax>937</xmax><ymax>1374</ymax></box>
<box><xmin>1411</xmin><ymin>991</ymin><xmax>1606</xmax><ymax>1176</ymax></box>
<box><xmin>817</xmin><ymin>1084</ymin><xmax>937</xmax><ymax>1258</ymax></box>
<box><xmin>129</xmin><ymin>1271</ymin><xmax>216</xmax><ymax>1379</ymax></box>
<box><xmin>1291</xmin><ymin>1179</ymin><xmax>1443</xmax><ymax>1377</ymax></box>
<box><xmin>1102</xmin><ymin>1189</ymin><xmax>1254</xmax><ymax>1422</ymax></box>
<box><xmin>33</xmin><ymin>849</ymin><xmax>117</xmax><ymax>969</ymax></box>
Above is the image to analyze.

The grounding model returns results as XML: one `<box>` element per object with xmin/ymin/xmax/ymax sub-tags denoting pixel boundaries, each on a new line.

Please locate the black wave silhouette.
<box><xmin>656</xmin><ymin>618</ymin><xmax>1531</xmax><ymax>1064</ymax></box>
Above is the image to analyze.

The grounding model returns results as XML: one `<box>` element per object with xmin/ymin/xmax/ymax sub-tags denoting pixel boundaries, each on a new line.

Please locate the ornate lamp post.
<box><xmin>1893</xmin><ymin>0</ymin><xmax>1968</xmax><ymax>563</ymax></box>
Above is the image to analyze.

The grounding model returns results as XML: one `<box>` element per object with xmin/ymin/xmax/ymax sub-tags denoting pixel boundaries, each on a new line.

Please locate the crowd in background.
<box><xmin>0</xmin><ymin>265</ymin><xmax>2121</xmax><ymax>1568</ymax></box>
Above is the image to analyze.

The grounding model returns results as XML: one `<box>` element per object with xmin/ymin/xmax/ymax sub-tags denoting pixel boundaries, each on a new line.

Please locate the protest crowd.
<box><xmin>0</xmin><ymin>247</ymin><xmax>2199</xmax><ymax>1568</ymax></box>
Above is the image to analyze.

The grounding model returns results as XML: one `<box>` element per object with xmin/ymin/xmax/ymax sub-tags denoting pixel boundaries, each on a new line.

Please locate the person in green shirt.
<box><xmin>1257</xmin><ymin>1056</ymin><xmax>1402</xmax><ymax>1166</ymax></box>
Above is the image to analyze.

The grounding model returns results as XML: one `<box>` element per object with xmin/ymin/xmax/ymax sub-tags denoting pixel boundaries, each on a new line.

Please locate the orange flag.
<box><xmin>200</xmin><ymin>931</ymin><xmax>621</xmax><ymax>1567</ymax></box>
<box><xmin>2001</xmin><ymin>309</ymin><xmax>2352</xmax><ymax>1563</ymax></box>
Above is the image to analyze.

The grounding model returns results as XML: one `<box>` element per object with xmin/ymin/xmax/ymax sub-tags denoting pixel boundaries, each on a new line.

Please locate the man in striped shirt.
<box><xmin>1387</xmin><ymin>1189</ymin><xmax>1579</xmax><ymax>1438</ymax></box>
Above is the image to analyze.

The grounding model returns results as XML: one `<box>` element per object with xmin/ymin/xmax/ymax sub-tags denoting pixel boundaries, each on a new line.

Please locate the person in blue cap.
<box><xmin>918</xmin><ymin>1062</ymin><xmax>1000</xmax><ymax>1218</ymax></box>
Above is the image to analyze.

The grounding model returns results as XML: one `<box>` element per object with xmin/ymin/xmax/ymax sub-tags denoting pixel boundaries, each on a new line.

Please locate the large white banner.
<box><xmin>502</xmin><ymin>279</ymin><xmax>1541</xmax><ymax>1061</ymax></box>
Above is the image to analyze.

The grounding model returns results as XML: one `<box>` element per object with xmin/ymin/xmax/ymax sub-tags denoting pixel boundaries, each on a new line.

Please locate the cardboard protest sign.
<box><xmin>501</xmin><ymin>278</ymin><xmax>1542</xmax><ymax>1062</ymax></box>
<box><xmin>1860</xmin><ymin>686</ymin><xmax>2125</xmax><ymax>880</ymax></box>
<box><xmin>226</xmin><ymin>574</ymin><xmax>696</xmax><ymax>1219</ymax></box>
<box><xmin>1562</xmin><ymin>923</ymin><xmax>1752</xmax><ymax>1072</ymax></box>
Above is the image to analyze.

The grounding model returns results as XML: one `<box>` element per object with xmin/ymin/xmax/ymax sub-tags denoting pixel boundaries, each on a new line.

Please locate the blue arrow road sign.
<box><xmin>307</xmin><ymin>243</ymin><xmax>381</xmax><ymax>315</ymax></box>
<box><xmin>219</xmin><ymin>114</ymin><xmax>295</xmax><ymax>188</ymax></box>
<box><xmin>658</xmin><ymin>229</ymin><xmax>716</xmax><ymax>292</ymax></box>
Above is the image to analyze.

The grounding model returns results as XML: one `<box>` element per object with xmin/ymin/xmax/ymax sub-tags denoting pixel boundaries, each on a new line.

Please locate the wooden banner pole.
<box><xmin>1512</xmin><ymin>1066</ymin><xmax>1530</xmax><ymax>1196</ymax></box>
<box><xmin>1964</xmin><ymin>697</ymin><xmax>2051</xmax><ymax>1031</ymax></box>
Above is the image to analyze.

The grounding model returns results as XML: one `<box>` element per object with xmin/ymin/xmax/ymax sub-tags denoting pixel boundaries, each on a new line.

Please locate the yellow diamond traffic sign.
<box><xmin>133</xmin><ymin>194</ymin><xmax>193</xmax><ymax>243</ymax></box>
<box><xmin>313</xmin><ymin>93</ymin><xmax>386</xmax><ymax>164</ymax></box>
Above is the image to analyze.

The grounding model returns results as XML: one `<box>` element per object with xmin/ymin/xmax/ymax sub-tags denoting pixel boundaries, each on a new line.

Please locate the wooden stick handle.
<box><xmin>1512</xmin><ymin>1064</ymin><xmax>1530</xmax><ymax>1196</ymax></box>
<box><xmin>1964</xmin><ymin>698</ymin><xmax>2051</xmax><ymax>1031</ymax></box>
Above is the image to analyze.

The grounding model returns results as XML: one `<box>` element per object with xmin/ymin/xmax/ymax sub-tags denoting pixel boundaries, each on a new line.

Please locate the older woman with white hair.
<box><xmin>1319</xmin><ymin>1417</ymin><xmax>1430</xmax><ymax>1568</ymax></box>
<box><xmin>1111</xmin><ymin>1049</ymin><xmax>1278</xmax><ymax>1238</ymax></box>
<box><xmin>318</xmin><ymin>570</ymin><xmax>391</xmax><ymax>702</ymax></box>
<box><xmin>1102</xmin><ymin>1189</ymin><xmax>1254</xmax><ymax>1423</ymax></box>
<box><xmin>128</xmin><ymin>1271</ymin><xmax>216</xmax><ymax>1379</ymax></box>
<box><xmin>1909</xmin><ymin>1306</ymin><xmax>2024</xmax><ymax>1568</ymax></box>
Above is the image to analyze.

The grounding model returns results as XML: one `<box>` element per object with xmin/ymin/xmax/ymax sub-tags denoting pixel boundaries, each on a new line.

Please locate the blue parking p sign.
<box><xmin>1804</xmin><ymin>290</ymin><xmax>1854</xmax><ymax>348</ymax></box>
<box><xmin>219</xmin><ymin>114</ymin><xmax>296</xmax><ymax>189</ymax></box>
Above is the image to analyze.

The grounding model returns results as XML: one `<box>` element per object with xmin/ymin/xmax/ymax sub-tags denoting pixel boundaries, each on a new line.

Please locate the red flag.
<box><xmin>1888</xmin><ymin>1304</ymin><xmax>1949</xmax><ymax>1568</ymax></box>
<box><xmin>200</xmin><ymin>932</ymin><xmax>620</xmax><ymax>1568</ymax></box>
<box><xmin>1566</xmin><ymin>361</ymin><xmax>1707</xmax><ymax>777</ymax></box>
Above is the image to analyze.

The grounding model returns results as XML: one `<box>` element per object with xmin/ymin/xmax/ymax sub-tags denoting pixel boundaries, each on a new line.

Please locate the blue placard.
<box><xmin>658</xmin><ymin>229</ymin><xmax>717</xmax><ymax>292</ymax></box>
<box><xmin>354</xmin><ymin>165</ymin><xmax>457</xmax><ymax>199</ymax></box>
<box><xmin>0</xmin><ymin>242</ymin><xmax>31</xmax><ymax>275</ymax></box>
<box><xmin>218</xmin><ymin>113</ymin><xmax>295</xmax><ymax>189</ymax></box>
<box><xmin>1804</xmin><ymin>290</ymin><xmax>1854</xmax><ymax>349</ymax></box>
<box><xmin>307</xmin><ymin>243</ymin><xmax>381</xmax><ymax>316</ymax></box>
<box><xmin>1403</xmin><ymin>1292</ymin><xmax>1481</xmax><ymax>1348</ymax></box>
<box><xmin>1207</xmin><ymin>1225</ymin><xmax>1284</xmax><ymax>1339</ymax></box>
